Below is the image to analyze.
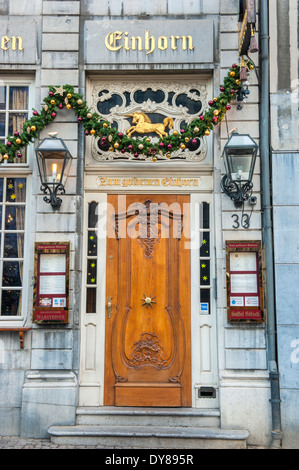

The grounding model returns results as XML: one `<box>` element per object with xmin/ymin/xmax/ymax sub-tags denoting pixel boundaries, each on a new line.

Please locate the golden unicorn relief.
<box><xmin>126</xmin><ymin>112</ymin><xmax>174</xmax><ymax>138</ymax></box>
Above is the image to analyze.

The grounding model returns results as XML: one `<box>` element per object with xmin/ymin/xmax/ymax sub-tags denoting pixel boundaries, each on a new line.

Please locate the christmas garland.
<box><xmin>0</xmin><ymin>61</ymin><xmax>254</xmax><ymax>163</ymax></box>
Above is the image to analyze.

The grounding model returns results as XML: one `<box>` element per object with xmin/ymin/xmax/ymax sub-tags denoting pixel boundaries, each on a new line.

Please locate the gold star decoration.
<box><xmin>8</xmin><ymin>183</ymin><xmax>13</xmax><ymax>189</ymax></box>
<box><xmin>90</xmin><ymin>278</ymin><xmax>96</xmax><ymax>284</ymax></box>
<box><xmin>202</xmin><ymin>276</ymin><xmax>208</xmax><ymax>282</ymax></box>
<box><xmin>201</xmin><ymin>263</ymin><xmax>206</xmax><ymax>268</ymax></box>
<box><xmin>10</xmin><ymin>194</ymin><xmax>16</xmax><ymax>200</ymax></box>
<box><xmin>90</xmin><ymin>263</ymin><xmax>96</xmax><ymax>268</ymax></box>
<box><xmin>53</xmin><ymin>85</ymin><xmax>66</xmax><ymax>96</ymax></box>
<box><xmin>141</xmin><ymin>295</ymin><xmax>156</xmax><ymax>309</ymax></box>
<box><xmin>202</xmin><ymin>239</ymin><xmax>207</xmax><ymax>245</ymax></box>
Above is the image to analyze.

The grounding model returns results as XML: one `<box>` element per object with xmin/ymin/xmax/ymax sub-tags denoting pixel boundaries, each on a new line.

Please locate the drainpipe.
<box><xmin>259</xmin><ymin>0</ymin><xmax>282</xmax><ymax>448</ymax></box>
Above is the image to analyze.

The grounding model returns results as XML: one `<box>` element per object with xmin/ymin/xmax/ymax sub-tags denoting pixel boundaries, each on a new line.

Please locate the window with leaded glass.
<box><xmin>199</xmin><ymin>202</ymin><xmax>211</xmax><ymax>311</ymax></box>
<box><xmin>0</xmin><ymin>83</ymin><xmax>29</xmax><ymax>163</ymax></box>
<box><xmin>86</xmin><ymin>201</ymin><xmax>98</xmax><ymax>313</ymax></box>
<box><xmin>0</xmin><ymin>177</ymin><xmax>26</xmax><ymax>316</ymax></box>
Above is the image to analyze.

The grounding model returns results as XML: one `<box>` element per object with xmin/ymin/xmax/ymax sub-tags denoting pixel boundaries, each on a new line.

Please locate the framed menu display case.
<box><xmin>33</xmin><ymin>242</ymin><xmax>70</xmax><ymax>323</ymax></box>
<box><xmin>226</xmin><ymin>241</ymin><xmax>264</xmax><ymax>323</ymax></box>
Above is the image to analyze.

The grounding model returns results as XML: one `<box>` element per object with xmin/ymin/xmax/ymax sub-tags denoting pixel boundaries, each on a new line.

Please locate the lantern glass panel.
<box><xmin>35</xmin><ymin>138</ymin><xmax>71</xmax><ymax>185</ymax></box>
<box><xmin>227</xmin><ymin>150</ymin><xmax>254</xmax><ymax>182</ymax></box>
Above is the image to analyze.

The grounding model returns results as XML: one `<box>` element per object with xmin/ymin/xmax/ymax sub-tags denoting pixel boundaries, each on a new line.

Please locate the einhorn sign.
<box><xmin>85</xmin><ymin>19</ymin><xmax>214</xmax><ymax>65</ymax></box>
<box><xmin>104</xmin><ymin>30</ymin><xmax>195</xmax><ymax>54</ymax></box>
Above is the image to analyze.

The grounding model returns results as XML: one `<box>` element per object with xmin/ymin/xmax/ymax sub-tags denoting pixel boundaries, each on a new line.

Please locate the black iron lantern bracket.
<box><xmin>221</xmin><ymin>174</ymin><xmax>254</xmax><ymax>208</ymax></box>
<box><xmin>40</xmin><ymin>182</ymin><xmax>65</xmax><ymax>210</ymax></box>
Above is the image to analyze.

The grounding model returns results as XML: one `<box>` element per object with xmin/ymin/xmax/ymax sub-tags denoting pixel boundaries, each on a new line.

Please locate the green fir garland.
<box><xmin>0</xmin><ymin>61</ymin><xmax>254</xmax><ymax>163</ymax></box>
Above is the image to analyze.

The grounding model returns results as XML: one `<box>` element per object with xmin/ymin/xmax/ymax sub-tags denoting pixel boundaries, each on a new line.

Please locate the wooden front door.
<box><xmin>104</xmin><ymin>194</ymin><xmax>191</xmax><ymax>407</ymax></box>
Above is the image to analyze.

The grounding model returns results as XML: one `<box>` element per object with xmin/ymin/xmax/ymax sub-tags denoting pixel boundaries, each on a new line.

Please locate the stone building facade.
<box><xmin>0</xmin><ymin>0</ymin><xmax>296</xmax><ymax>449</ymax></box>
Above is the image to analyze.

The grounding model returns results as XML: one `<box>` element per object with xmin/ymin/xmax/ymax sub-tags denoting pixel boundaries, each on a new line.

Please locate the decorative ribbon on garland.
<box><xmin>0</xmin><ymin>61</ymin><xmax>254</xmax><ymax>163</ymax></box>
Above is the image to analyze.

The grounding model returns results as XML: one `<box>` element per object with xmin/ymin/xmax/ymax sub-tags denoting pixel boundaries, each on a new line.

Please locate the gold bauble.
<box><xmin>90</xmin><ymin>129</ymin><xmax>96</xmax><ymax>135</ymax></box>
<box><xmin>194</xmin><ymin>127</ymin><xmax>199</xmax><ymax>133</ymax></box>
<box><xmin>145</xmin><ymin>137</ymin><xmax>151</xmax><ymax>142</ymax></box>
<box><xmin>213</xmin><ymin>97</ymin><xmax>218</xmax><ymax>102</ymax></box>
<box><xmin>166</xmin><ymin>153</ymin><xmax>171</xmax><ymax>159</ymax></box>
<box><xmin>114</xmin><ymin>142</ymin><xmax>119</xmax><ymax>148</ymax></box>
<box><xmin>213</xmin><ymin>110</ymin><xmax>219</xmax><ymax>116</ymax></box>
<box><xmin>249</xmin><ymin>64</ymin><xmax>255</xmax><ymax>71</ymax></box>
<box><xmin>235</xmin><ymin>79</ymin><xmax>241</xmax><ymax>85</ymax></box>
<box><xmin>87</xmin><ymin>113</ymin><xmax>93</xmax><ymax>119</ymax></box>
<box><xmin>77</xmin><ymin>99</ymin><xmax>83</xmax><ymax>105</ymax></box>
<box><xmin>152</xmin><ymin>156</ymin><xmax>157</xmax><ymax>162</ymax></box>
<box><xmin>16</xmin><ymin>138</ymin><xmax>22</xmax><ymax>144</ymax></box>
<box><xmin>66</xmin><ymin>104</ymin><xmax>72</xmax><ymax>109</ymax></box>
<box><xmin>230</xmin><ymin>71</ymin><xmax>236</xmax><ymax>77</ymax></box>
<box><xmin>67</xmin><ymin>93</ymin><xmax>72</xmax><ymax>99</ymax></box>
<box><xmin>109</xmin><ymin>146</ymin><xmax>114</xmax><ymax>152</ymax></box>
<box><xmin>173</xmin><ymin>130</ymin><xmax>178</xmax><ymax>136</ymax></box>
<box><xmin>205</xmin><ymin>130</ymin><xmax>210</xmax><ymax>136</ymax></box>
<box><xmin>3</xmin><ymin>154</ymin><xmax>9</xmax><ymax>160</ymax></box>
<box><xmin>138</xmin><ymin>144</ymin><xmax>144</xmax><ymax>150</ymax></box>
<box><xmin>103</xmin><ymin>122</ymin><xmax>109</xmax><ymax>128</ymax></box>
<box><xmin>31</xmin><ymin>125</ymin><xmax>36</xmax><ymax>131</ymax></box>
<box><xmin>50</xmin><ymin>100</ymin><xmax>55</xmax><ymax>105</ymax></box>
<box><xmin>180</xmin><ymin>144</ymin><xmax>186</xmax><ymax>150</ymax></box>
<box><xmin>185</xmin><ymin>137</ymin><xmax>190</xmax><ymax>143</ymax></box>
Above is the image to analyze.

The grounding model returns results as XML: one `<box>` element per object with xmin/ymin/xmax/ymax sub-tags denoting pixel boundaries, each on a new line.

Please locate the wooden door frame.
<box><xmin>104</xmin><ymin>194</ymin><xmax>191</xmax><ymax>407</ymax></box>
<box><xmin>79</xmin><ymin>191</ymin><xmax>218</xmax><ymax>408</ymax></box>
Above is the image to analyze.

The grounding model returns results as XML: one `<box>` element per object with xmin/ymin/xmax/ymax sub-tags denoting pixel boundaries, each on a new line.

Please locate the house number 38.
<box><xmin>232</xmin><ymin>213</ymin><xmax>251</xmax><ymax>229</ymax></box>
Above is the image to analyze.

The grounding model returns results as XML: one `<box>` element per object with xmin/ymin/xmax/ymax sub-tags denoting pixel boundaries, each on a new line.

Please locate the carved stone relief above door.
<box><xmin>87</xmin><ymin>78</ymin><xmax>211</xmax><ymax>163</ymax></box>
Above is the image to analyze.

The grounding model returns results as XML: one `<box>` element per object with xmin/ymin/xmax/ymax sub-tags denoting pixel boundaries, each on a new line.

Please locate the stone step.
<box><xmin>76</xmin><ymin>407</ymin><xmax>220</xmax><ymax>427</ymax></box>
<box><xmin>48</xmin><ymin>424</ymin><xmax>249</xmax><ymax>449</ymax></box>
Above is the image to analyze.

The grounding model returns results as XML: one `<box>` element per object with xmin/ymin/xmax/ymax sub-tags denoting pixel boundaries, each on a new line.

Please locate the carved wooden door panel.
<box><xmin>104</xmin><ymin>194</ymin><xmax>191</xmax><ymax>407</ymax></box>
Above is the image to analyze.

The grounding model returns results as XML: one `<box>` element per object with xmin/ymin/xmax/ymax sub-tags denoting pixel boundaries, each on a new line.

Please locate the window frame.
<box><xmin>0</xmin><ymin>76</ymin><xmax>35</xmax><ymax>168</ymax></box>
<box><xmin>0</xmin><ymin>76</ymin><xmax>34</xmax><ymax>326</ymax></box>
<box><xmin>0</xmin><ymin>174</ymin><xmax>31</xmax><ymax>326</ymax></box>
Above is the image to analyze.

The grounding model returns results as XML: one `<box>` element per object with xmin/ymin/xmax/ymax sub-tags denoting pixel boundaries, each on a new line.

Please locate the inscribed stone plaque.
<box><xmin>84</xmin><ymin>19</ymin><xmax>214</xmax><ymax>65</ymax></box>
<box><xmin>0</xmin><ymin>19</ymin><xmax>38</xmax><ymax>64</ymax></box>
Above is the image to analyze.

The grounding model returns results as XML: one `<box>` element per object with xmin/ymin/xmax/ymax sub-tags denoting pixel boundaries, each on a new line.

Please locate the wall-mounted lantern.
<box><xmin>221</xmin><ymin>131</ymin><xmax>258</xmax><ymax>208</ymax></box>
<box><xmin>35</xmin><ymin>133</ymin><xmax>72</xmax><ymax>210</ymax></box>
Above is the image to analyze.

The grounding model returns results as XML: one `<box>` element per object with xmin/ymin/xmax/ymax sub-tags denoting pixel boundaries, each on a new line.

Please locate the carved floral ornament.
<box><xmin>0</xmin><ymin>61</ymin><xmax>254</xmax><ymax>163</ymax></box>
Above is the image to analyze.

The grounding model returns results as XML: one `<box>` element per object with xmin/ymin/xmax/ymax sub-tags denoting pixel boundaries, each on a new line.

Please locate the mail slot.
<box><xmin>198</xmin><ymin>387</ymin><xmax>216</xmax><ymax>398</ymax></box>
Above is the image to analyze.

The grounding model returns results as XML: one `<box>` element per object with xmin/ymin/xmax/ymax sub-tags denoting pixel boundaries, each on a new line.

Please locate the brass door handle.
<box><xmin>107</xmin><ymin>297</ymin><xmax>113</xmax><ymax>319</ymax></box>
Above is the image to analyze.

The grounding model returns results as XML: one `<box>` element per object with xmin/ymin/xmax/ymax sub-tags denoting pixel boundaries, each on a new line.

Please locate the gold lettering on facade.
<box><xmin>104</xmin><ymin>31</ymin><xmax>195</xmax><ymax>54</ymax></box>
<box><xmin>96</xmin><ymin>176</ymin><xmax>199</xmax><ymax>188</ymax></box>
<box><xmin>158</xmin><ymin>36</ymin><xmax>167</xmax><ymax>51</ymax></box>
<box><xmin>145</xmin><ymin>31</ymin><xmax>155</xmax><ymax>55</ymax></box>
<box><xmin>131</xmin><ymin>36</ymin><xmax>143</xmax><ymax>51</ymax></box>
<box><xmin>170</xmin><ymin>35</ymin><xmax>180</xmax><ymax>51</ymax></box>
<box><xmin>1</xmin><ymin>35</ymin><xmax>24</xmax><ymax>51</ymax></box>
<box><xmin>105</xmin><ymin>31</ymin><xmax>123</xmax><ymax>51</ymax></box>
<box><xmin>11</xmin><ymin>36</ymin><xmax>24</xmax><ymax>51</ymax></box>
<box><xmin>181</xmin><ymin>35</ymin><xmax>194</xmax><ymax>51</ymax></box>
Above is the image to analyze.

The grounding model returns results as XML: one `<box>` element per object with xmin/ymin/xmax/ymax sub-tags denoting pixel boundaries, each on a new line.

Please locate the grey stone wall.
<box><xmin>270</xmin><ymin>0</ymin><xmax>299</xmax><ymax>449</ymax></box>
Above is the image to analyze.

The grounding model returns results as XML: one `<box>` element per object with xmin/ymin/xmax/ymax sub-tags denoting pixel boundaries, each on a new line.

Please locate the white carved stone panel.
<box><xmin>88</xmin><ymin>79</ymin><xmax>210</xmax><ymax>163</ymax></box>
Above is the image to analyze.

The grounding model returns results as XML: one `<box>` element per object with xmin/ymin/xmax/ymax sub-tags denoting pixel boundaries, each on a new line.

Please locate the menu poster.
<box><xmin>33</xmin><ymin>242</ymin><xmax>70</xmax><ymax>323</ymax></box>
<box><xmin>226</xmin><ymin>241</ymin><xmax>264</xmax><ymax>323</ymax></box>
